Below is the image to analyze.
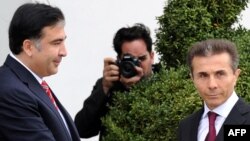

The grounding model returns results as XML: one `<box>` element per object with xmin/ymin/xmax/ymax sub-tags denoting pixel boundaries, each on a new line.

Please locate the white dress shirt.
<box><xmin>198</xmin><ymin>91</ymin><xmax>238</xmax><ymax>141</ymax></box>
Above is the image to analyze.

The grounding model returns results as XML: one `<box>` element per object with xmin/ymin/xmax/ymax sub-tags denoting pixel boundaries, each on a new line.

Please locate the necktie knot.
<box><xmin>208</xmin><ymin>111</ymin><xmax>217</xmax><ymax>125</ymax></box>
<box><xmin>41</xmin><ymin>80</ymin><xmax>50</xmax><ymax>93</ymax></box>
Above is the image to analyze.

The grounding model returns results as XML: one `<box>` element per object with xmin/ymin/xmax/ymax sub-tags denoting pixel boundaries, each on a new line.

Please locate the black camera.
<box><xmin>117</xmin><ymin>54</ymin><xmax>140</xmax><ymax>78</ymax></box>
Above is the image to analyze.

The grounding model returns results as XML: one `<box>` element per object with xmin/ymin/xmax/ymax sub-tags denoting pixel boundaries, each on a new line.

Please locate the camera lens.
<box><xmin>120</xmin><ymin>61</ymin><xmax>137</xmax><ymax>78</ymax></box>
<box><xmin>117</xmin><ymin>53</ymin><xmax>140</xmax><ymax>78</ymax></box>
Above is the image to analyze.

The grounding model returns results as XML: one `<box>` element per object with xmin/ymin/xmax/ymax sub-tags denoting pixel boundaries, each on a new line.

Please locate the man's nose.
<box><xmin>208</xmin><ymin>76</ymin><xmax>218</xmax><ymax>89</ymax></box>
<box><xmin>59</xmin><ymin>44</ymin><xmax>67</xmax><ymax>57</ymax></box>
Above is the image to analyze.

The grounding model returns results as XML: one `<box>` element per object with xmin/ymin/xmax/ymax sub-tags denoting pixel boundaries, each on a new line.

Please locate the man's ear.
<box><xmin>190</xmin><ymin>73</ymin><xmax>194</xmax><ymax>80</ymax></box>
<box><xmin>234</xmin><ymin>68</ymin><xmax>241</xmax><ymax>86</ymax></box>
<box><xmin>150</xmin><ymin>51</ymin><xmax>155</xmax><ymax>64</ymax></box>
<box><xmin>22</xmin><ymin>39</ymin><xmax>33</xmax><ymax>57</ymax></box>
<box><xmin>235</xmin><ymin>69</ymin><xmax>241</xmax><ymax>77</ymax></box>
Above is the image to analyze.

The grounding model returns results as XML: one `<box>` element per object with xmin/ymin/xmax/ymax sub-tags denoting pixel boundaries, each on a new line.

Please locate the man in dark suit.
<box><xmin>0</xmin><ymin>3</ymin><xmax>80</xmax><ymax>141</ymax></box>
<box><xmin>178</xmin><ymin>39</ymin><xmax>250</xmax><ymax>141</ymax></box>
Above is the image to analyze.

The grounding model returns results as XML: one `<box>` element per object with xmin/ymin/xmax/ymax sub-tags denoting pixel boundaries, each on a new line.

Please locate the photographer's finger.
<box><xmin>104</xmin><ymin>57</ymin><xmax>116</xmax><ymax>67</ymax></box>
<box><xmin>103</xmin><ymin>64</ymin><xmax>118</xmax><ymax>77</ymax></box>
<box><xmin>104</xmin><ymin>70</ymin><xmax>119</xmax><ymax>81</ymax></box>
<box><xmin>109</xmin><ymin>64</ymin><xmax>119</xmax><ymax>71</ymax></box>
<box><xmin>109</xmin><ymin>69</ymin><xmax>119</xmax><ymax>77</ymax></box>
<box><xmin>107</xmin><ymin>76</ymin><xmax>119</xmax><ymax>82</ymax></box>
<box><xmin>135</xmin><ymin>66</ymin><xmax>144</xmax><ymax>77</ymax></box>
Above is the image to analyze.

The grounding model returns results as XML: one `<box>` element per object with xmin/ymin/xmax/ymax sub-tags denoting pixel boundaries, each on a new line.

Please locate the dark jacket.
<box><xmin>0</xmin><ymin>55</ymin><xmax>80</xmax><ymax>141</ymax></box>
<box><xmin>177</xmin><ymin>98</ymin><xmax>250</xmax><ymax>141</ymax></box>
<box><xmin>74</xmin><ymin>78</ymin><xmax>127</xmax><ymax>140</ymax></box>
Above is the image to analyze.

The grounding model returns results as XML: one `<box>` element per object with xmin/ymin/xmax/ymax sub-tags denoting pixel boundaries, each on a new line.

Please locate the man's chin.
<box><xmin>48</xmin><ymin>68</ymin><xmax>58</xmax><ymax>76</ymax></box>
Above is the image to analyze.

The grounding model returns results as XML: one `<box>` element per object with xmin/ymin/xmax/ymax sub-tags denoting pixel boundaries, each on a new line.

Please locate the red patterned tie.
<box><xmin>41</xmin><ymin>80</ymin><xmax>59</xmax><ymax>110</ymax></box>
<box><xmin>206</xmin><ymin>111</ymin><xmax>217</xmax><ymax>141</ymax></box>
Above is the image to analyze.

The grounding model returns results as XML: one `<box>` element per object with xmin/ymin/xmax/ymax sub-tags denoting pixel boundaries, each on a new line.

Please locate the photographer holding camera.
<box><xmin>74</xmin><ymin>23</ymin><xmax>155</xmax><ymax>140</ymax></box>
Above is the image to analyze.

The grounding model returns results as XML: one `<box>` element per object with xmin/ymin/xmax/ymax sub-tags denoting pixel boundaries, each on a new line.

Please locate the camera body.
<box><xmin>117</xmin><ymin>54</ymin><xmax>140</xmax><ymax>78</ymax></box>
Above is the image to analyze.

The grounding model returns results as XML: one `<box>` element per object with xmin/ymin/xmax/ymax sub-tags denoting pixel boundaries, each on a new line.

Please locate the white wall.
<box><xmin>0</xmin><ymin>0</ymin><xmax>31</xmax><ymax>64</ymax></box>
<box><xmin>239</xmin><ymin>5</ymin><xmax>250</xmax><ymax>29</ymax></box>
<box><xmin>1</xmin><ymin>1</ymin><xmax>250</xmax><ymax>141</ymax></box>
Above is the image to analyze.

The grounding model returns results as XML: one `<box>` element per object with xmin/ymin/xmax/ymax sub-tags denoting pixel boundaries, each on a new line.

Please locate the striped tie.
<box><xmin>41</xmin><ymin>80</ymin><xmax>59</xmax><ymax>110</ymax></box>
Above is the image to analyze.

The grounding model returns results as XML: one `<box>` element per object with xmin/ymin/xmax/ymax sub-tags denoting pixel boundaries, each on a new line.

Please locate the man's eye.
<box><xmin>199</xmin><ymin>73</ymin><xmax>207</xmax><ymax>78</ymax></box>
<box><xmin>216</xmin><ymin>71</ymin><xmax>225</xmax><ymax>77</ymax></box>
<box><xmin>52</xmin><ymin>41</ymin><xmax>61</xmax><ymax>45</ymax></box>
<box><xmin>138</xmin><ymin>56</ymin><xmax>146</xmax><ymax>61</ymax></box>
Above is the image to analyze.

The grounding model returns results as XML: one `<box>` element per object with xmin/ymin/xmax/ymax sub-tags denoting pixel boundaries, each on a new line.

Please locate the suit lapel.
<box><xmin>5</xmin><ymin>55</ymin><xmax>74</xmax><ymax>140</ymax></box>
<box><xmin>54</xmin><ymin>96</ymin><xmax>80</xmax><ymax>140</ymax></box>
<box><xmin>223</xmin><ymin>98</ymin><xmax>248</xmax><ymax>125</ymax></box>
<box><xmin>5</xmin><ymin>55</ymin><xmax>60</xmax><ymax>115</ymax></box>
<box><xmin>191</xmin><ymin>109</ymin><xmax>204</xmax><ymax>141</ymax></box>
<box><xmin>216</xmin><ymin>98</ymin><xmax>250</xmax><ymax>141</ymax></box>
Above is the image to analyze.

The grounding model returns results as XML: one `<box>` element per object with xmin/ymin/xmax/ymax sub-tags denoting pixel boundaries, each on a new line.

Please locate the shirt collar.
<box><xmin>202</xmin><ymin>91</ymin><xmax>238</xmax><ymax>118</ymax></box>
<box><xmin>10</xmin><ymin>53</ymin><xmax>43</xmax><ymax>84</ymax></box>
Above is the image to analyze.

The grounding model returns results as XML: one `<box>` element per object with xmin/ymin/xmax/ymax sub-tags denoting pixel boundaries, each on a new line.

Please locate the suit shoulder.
<box><xmin>179</xmin><ymin>109</ymin><xmax>203</xmax><ymax>125</ymax></box>
<box><xmin>0</xmin><ymin>68</ymin><xmax>22</xmax><ymax>90</ymax></box>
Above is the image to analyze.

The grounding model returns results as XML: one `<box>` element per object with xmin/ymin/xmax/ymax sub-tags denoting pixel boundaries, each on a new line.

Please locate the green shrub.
<box><xmin>232</xmin><ymin>30</ymin><xmax>250</xmax><ymax>102</ymax></box>
<box><xmin>102</xmin><ymin>66</ymin><xmax>202</xmax><ymax>141</ymax></box>
<box><xmin>155</xmin><ymin>0</ymin><xmax>249</xmax><ymax>68</ymax></box>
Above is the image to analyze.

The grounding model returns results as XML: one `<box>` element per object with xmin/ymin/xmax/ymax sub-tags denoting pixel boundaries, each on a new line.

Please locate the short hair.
<box><xmin>9</xmin><ymin>3</ymin><xmax>65</xmax><ymax>54</ymax></box>
<box><xmin>113</xmin><ymin>23</ymin><xmax>152</xmax><ymax>57</ymax></box>
<box><xmin>187</xmin><ymin>39</ymin><xmax>239</xmax><ymax>73</ymax></box>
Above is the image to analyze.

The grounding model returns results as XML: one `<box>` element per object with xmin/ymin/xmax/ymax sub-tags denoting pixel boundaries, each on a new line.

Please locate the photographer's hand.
<box><xmin>102</xmin><ymin>57</ymin><xmax>120</xmax><ymax>94</ymax></box>
<box><xmin>120</xmin><ymin>66</ymin><xmax>144</xmax><ymax>88</ymax></box>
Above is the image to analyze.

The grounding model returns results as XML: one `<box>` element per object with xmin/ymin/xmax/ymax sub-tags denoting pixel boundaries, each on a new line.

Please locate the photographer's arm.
<box><xmin>75</xmin><ymin>57</ymin><xmax>119</xmax><ymax>138</ymax></box>
<box><xmin>75</xmin><ymin>78</ymin><xmax>110</xmax><ymax>138</ymax></box>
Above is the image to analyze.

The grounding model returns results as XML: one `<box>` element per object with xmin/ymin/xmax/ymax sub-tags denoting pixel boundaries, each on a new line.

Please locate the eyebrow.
<box><xmin>137</xmin><ymin>54</ymin><xmax>148</xmax><ymax>60</ymax></box>
<box><xmin>196</xmin><ymin>69</ymin><xmax>226</xmax><ymax>75</ymax></box>
<box><xmin>50</xmin><ymin>36</ymin><xmax>67</xmax><ymax>43</ymax></box>
<box><xmin>197</xmin><ymin>72</ymin><xmax>208</xmax><ymax>75</ymax></box>
<box><xmin>137</xmin><ymin>54</ymin><xmax>147</xmax><ymax>58</ymax></box>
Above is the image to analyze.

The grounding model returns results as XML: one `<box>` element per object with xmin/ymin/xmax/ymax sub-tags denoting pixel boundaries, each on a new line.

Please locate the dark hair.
<box><xmin>9</xmin><ymin>3</ymin><xmax>65</xmax><ymax>54</ymax></box>
<box><xmin>113</xmin><ymin>23</ymin><xmax>152</xmax><ymax>57</ymax></box>
<box><xmin>187</xmin><ymin>39</ymin><xmax>239</xmax><ymax>73</ymax></box>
